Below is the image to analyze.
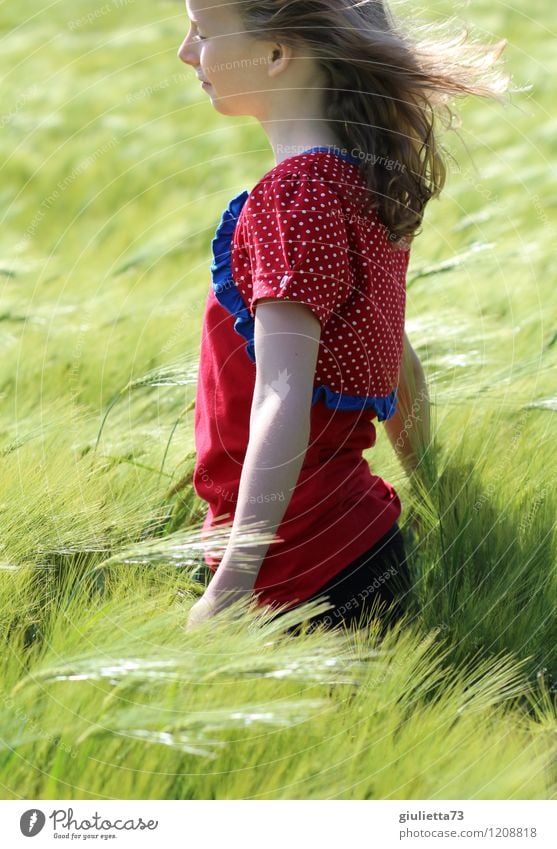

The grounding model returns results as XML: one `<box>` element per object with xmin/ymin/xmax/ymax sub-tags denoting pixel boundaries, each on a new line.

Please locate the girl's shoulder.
<box><xmin>246</xmin><ymin>149</ymin><xmax>367</xmax><ymax>204</ymax></box>
<box><xmin>240</xmin><ymin>150</ymin><xmax>411</xmax><ymax>255</ymax></box>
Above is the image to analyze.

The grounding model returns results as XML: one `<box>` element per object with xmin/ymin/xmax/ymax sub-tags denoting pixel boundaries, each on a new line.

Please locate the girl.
<box><xmin>179</xmin><ymin>0</ymin><xmax>508</xmax><ymax>633</ymax></box>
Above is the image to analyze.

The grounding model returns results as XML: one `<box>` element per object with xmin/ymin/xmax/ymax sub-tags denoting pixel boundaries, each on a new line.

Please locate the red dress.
<box><xmin>193</xmin><ymin>147</ymin><xmax>410</xmax><ymax>612</ymax></box>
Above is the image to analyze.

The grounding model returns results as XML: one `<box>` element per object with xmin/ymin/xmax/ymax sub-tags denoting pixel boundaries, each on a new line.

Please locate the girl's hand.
<box><xmin>185</xmin><ymin>548</ymin><xmax>261</xmax><ymax>631</ymax></box>
<box><xmin>185</xmin><ymin>585</ymin><xmax>255</xmax><ymax>631</ymax></box>
<box><xmin>185</xmin><ymin>593</ymin><xmax>218</xmax><ymax>631</ymax></box>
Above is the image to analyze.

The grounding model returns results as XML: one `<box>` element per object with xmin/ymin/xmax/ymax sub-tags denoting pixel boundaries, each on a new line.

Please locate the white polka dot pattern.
<box><xmin>231</xmin><ymin>152</ymin><xmax>409</xmax><ymax>398</ymax></box>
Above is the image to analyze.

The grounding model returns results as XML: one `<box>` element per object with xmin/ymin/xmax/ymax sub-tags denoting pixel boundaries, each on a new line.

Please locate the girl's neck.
<box><xmin>262</xmin><ymin>122</ymin><xmax>344</xmax><ymax>166</ymax></box>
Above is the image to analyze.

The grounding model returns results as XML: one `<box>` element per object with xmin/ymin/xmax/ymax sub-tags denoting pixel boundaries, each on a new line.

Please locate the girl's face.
<box><xmin>178</xmin><ymin>0</ymin><xmax>275</xmax><ymax>118</ymax></box>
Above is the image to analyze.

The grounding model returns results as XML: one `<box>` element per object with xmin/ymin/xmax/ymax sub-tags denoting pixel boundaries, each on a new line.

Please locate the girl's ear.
<box><xmin>267</xmin><ymin>43</ymin><xmax>292</xmax><ymax>78</ymax></box>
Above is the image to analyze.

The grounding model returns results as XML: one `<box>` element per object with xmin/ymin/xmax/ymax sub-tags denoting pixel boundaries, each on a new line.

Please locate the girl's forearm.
<box><xmin>208</xmin><ymin>392</ymin><xmax>311</xmax><ymax>591</ymax></box>
<box><xmin>383</xmin><ymin>358</ymin><xmax>431</xmax><ymax>479</ymax></box>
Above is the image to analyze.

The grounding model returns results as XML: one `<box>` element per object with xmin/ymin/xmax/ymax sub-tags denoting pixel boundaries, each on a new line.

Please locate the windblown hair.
<box><xmin>238</xmin><ymin>0</ymin><xmax>510</xmax><ymax>244</ymax></box>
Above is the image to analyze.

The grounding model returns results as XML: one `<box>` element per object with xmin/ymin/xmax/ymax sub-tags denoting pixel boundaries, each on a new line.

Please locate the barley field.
<box><xmin>0</xmin><ymin>0</ymin><xmax>556</xmax><ymax>800</ymax></box>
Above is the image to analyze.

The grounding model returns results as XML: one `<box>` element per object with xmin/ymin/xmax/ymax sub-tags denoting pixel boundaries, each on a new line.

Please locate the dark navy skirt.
<box><xmin>269</xmin><ymin>521</ymin><xmax>412</xmax><ymax>636</ymax></box>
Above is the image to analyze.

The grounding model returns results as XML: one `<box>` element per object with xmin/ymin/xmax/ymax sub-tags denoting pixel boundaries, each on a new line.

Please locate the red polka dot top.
<box><xmin>193</xmin><ymin>147</ymin><xmax>410</xmax><ymax>612</ymax></box>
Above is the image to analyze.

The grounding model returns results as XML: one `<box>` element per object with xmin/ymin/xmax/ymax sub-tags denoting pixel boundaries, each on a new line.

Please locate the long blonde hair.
<box><xmin>239</xmin><ymin>0</ymin><xmax>510</xmax><ymax>243</ymax></box>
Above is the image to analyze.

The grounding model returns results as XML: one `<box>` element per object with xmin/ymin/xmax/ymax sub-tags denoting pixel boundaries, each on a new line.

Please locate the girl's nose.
<box><xmin>177</xmin><ymin>31</ymin><xmax>198</xmax><ymax>66</ymax></box>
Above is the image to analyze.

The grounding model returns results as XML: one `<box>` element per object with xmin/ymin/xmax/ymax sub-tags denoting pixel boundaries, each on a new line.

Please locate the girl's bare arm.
<box><xmin>382</xmin><ymin>332</ymin><xmax>431</xmax><ymax>479</ymax></box>
<box><xmin>205</xmin><ymin>298</ymin><xmax>321</xmax><ymax>595</ymax></box>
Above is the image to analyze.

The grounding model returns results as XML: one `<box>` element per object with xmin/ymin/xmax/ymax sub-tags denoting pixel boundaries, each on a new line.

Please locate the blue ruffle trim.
<box><xmin>301</xmin><ymin>145</ymin><xmax>362</xmax><ymax>166</ymax></box>
<box><xmin>210</xmin><ymin>189</ymin><xmax>255</xmax><ymax>358</ymax></box>
<box><xmin>210</xmin><ymin>187</ymin><xmax>398</xmax><ymax>422</ymax></box>
<box><xmin>311</xmin><ymin>384</ymin><xmax>398</xmax><ymax>421</ymax></box>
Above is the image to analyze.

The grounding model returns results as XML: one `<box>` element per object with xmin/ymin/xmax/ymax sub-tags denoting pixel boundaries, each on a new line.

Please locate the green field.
<box><xmin>1</xmin><ymin>0</ymin><xmax>556</xmax><ymax>799</ymax></box>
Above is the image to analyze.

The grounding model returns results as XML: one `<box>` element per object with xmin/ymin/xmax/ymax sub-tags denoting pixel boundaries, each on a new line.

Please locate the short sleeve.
<box><xmin>243</xmin><ymin>173</ymin><xmax>353</xmax><ymax>330</ymax></box>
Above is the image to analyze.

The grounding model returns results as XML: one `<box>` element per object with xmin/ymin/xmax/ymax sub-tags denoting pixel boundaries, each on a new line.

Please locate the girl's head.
<box><xmin>179</xmin><ymin>1</ymin><xmax>509</xmax><ymax>243</ymax></box>
<box><xmin>178</xmin><ymin>1</ymin><xmax>327</xmax><ymax>119</ymax></box>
